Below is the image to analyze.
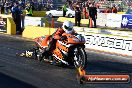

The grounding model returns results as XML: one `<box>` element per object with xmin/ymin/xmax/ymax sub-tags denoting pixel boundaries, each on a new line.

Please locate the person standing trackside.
<box><xmin>4</xmin><ymin>1</ymin><xmax>9</xmax><ymax>14</ymax></box>
<box><xmin>75</xmin><ymin>6</ymin><xmax>81</xmax><ymax>27</ymax></box>
<box><xmin>82</xmin><ymin>5</ymin><xmax>87</xmax><ymax>19</ymax></box>
<box><xmin>89</xmin><ymin>3</ymin><xmax>97</xmax><ymax>28</ymax></box>
<box><xmin>11</xmin><ymin>2</ymin><xmax>23</xmax><ymax>34</ymax></box>
<box><xmin>62</xmin><ymin>3</ymin><xmax>67</xmax><ymax>17</ymax></box>
<box><xmin>25</xmin><ymin>3</ymin><xmax>33</xmax><ymax>16</ymax></box>
<box><xmin>112</xmin><ymin>4</ymin><xmax>117</xmax><ymax>13</ymax></box>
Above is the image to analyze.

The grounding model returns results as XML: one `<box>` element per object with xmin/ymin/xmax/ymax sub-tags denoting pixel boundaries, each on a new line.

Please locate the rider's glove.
<box><xmin>60</xmin><ymin>36</ymin><xmax>67</xmax><ymax>41</ymax></box>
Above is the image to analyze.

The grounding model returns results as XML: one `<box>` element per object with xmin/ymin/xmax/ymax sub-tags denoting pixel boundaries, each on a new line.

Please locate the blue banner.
<box><xmin>121</xmin><ymin>15</ymin><xmax>132</xmax><ymax>29</ymax></box>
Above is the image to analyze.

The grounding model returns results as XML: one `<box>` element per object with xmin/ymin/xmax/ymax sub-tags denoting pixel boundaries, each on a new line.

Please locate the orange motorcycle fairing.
<box><xmin>62</xmin><ymin>33</ymin><xmax>85</xmax><ymax>44</ymax></box>
<box><xmin>52</xmin><ymin>41</ymin><xmax>68</xmax><ymax>60</ymax></box>
<box><xmin>34</xmin><ymin>35</ymin><xmax>51</xmax><ymax>49</ymax></box>
<box><xmin>34</xmin><ymin>32</ymin><xmax>87</xmax><ymax>68</ymax></box>
<box><xmin>52</xmin><ymin>33</ymin><xmax>85</xmax><ymax>62</ymax></box>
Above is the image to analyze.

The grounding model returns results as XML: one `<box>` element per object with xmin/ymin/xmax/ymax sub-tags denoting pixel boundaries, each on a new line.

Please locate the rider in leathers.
<box><xmin>42</xmin><ymin>21</ymin><xmax>75</xmax><ymax>63</ymax></box>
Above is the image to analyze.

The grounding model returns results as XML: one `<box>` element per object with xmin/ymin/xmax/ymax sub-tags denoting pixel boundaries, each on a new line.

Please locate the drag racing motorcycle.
<box><xmin>34</xmin><ymin>33</ymin><xmax>87</xmax><ymax>69</ymax></box>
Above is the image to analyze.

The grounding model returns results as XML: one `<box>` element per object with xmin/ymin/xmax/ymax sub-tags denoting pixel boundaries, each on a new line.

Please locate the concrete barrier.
<box><xmin>73</xmin><ymin>26</ymin><xmax>132</xmax><ymax>38</ymax></box>
<box><xmin>84</xmin><ymin>28</ymin><xmax>132</xmax><ymax>38</ymax></box>
<box><xmin>23</xmin><ymin>10</ymin><xmax>46</xmax><ymax>17</ymax></box>
<box><xmin>83</xmin><ymin>32</ymin><xmax>132</xmax><ymax>57</ymax></box>
<box><xmin>57</xmin><ymin>17</ymin><xmax>89</xmax><ymax>24</ymax></box>
<box><xmin>7</xmin><ymin>17</ymin><xmax>16</xmax><ymax>35</ymax></box>
<box><xmin>24</xmin><ymin>16</ymin><xmax>44</xmax><ymax>27</ymax></box>
<box><xmin>22</xmin><ymin>26</ymin><xmax>56</xmax><ymax>39</ymax></box>
<box><xmin>22</xmin><ymin>25</ymin><xmax>132</xmax><ymax>39</ymax></box>
<box><xmin>22</xmin><ymin>26</ymin><xmax>84</xmax><ymax>39</ymax></box>
<box><xmin>0</xmin><ymin>16</ymin><xmax>16</xmax><ymax>35</ymax></box>
<box><xmin>72</xmin><ymin>26</ymin><xmax>132</xmax><ymax>57</ymax></box>
<box><xmin>33</xmin><ymin>11</ymin><xmax>46</xmax><ymax>17</ymax></box>
<box><xmin>73</xmin><ymin>26</ymin><xmax>84</xmax><ymax>32</ymax></box>
<box><xmin>0</xmin><ymin>14</ymin><xmax>11</xmax><ymax>18</ymax></box>
<box><xmin>117</xmin><ymin>12</ymin><xmax>125</xmax><ymax>14</ymax></box>
<box><xmin>0</xmin><ymin>10</ymin><xmax>46</xmax><ymax>17</ymax></box>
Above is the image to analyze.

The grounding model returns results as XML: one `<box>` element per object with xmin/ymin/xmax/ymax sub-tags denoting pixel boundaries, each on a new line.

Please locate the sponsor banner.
<box><xmin>0</xmin><ymin>17</ymin><xmax>7</xmax><ymax>33</ymax></box>
<box><xmin>97</xmin><ymin>13</ymin><xmax>107</xmax><ymax>26</ymax></box>
<box><xmin>24</xmin><ymin>17</ymin><xmax>44</xmax><ymax>27</ymax></box>
<box><xmin>121</xmin><ymin>15</ymin><xmax>132</xmax><ymax>29</ymax></box>
<box><xmin>106</xmin><ymin>13</ymin><xmax>122</xmax><ymax>28</ymax></box>
<box><xmin>84</xmin><ymin>75</ymin><xmax>130</xmax><ymax>83</ymax></box>
<box><xmin>84</xmin><ymin>33</ymin><xmax>132</xmax><ymax>56</ymax></box>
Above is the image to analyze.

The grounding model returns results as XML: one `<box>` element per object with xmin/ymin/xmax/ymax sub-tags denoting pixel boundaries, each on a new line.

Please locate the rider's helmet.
<box><xmin>62</xmin><ymin>21</ymin><xmax>74</xmax><ymax>34</ymax></box>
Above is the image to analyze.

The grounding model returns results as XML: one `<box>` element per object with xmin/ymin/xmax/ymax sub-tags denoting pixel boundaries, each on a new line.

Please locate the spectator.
<box><xmin>105</xmin><ymin>7</ymin><xmax>111</xmax><ymax>13</ymax></box>
<box><xmin>25</xmin><ymin>3</ymin><xmax>33</xmax><ymax>16</ymax></box>
<box><xmin>30</xmin><ymin>0</ymin><xmax>35</xmax><ymax>11</ymax></box>
<box><xmin>66</xmin><ymin>0</ymin><xmax>72</xmax><ymax>6</ymax></box>
<box><xmin>46</xmin><ymin>2</ymin><xmax>50</xmax><ymax>11</ymax></box>
<box><xmin>11</xmin><ymin>2</ymin><xmax>23</xmax><ymax>34</ymax></box>
<box><xmin>112</xmin><ymin>5</ymin><xmax>117</xmax><ymax>13</ymax></box>
<box><xmin>19</xmin><ymin>0</ymin><xmax>25</xmax><ymax>9</ymax></box>
<box><xmin>1</xmin><ymin>2</ymin><xmax>5</xmax><ymax>14</ymax></box>
<box><xmin>75</xmin><ymin>6</ymin><xmax>81</xmax><ymax>27</ymax></box>
<box><xmin>69</xmin><ymin>0</ymin><xmax>73</xmax><ymax>10</ymax></box>
<box><xmin>126</xmin><ymin>5</ymin><xmax>132</xmax><ymax>14</ymax></box>
<box><xmin>4</xmin><ymin>1</ymin><xmax>10</xmax><ymax>14</ymax></box>
<box><xmin>96</xmin><ymin>6</ymin><xmax>100</xmax><ymax>13</ymax></box>
<box><xmin>82</xmin><ymin>5</ymin><xmax>87</xmax><ymax>19</ymax></box>
<box><xmin>20</xmin><ymin>6</ymin><xmax>25</xmax><ymax>30</ymax></box>
<box><xmin>9</xmin><ymin>1</ymin><xmax>14</xmax><ymax>13</ymax></box>
<box><xmin>117</xmin><ymin>4</ymin><xmax>123</xmax><ymax>12</ymax></box>
<box><xmin>89</xmin><ymin>3</ymin><xmax>97</xmax><ymax>28</ymax></box>
<box><xmin>38</xmin><ymin>2</ymin><xmax>42</xmax><ymax>11</ymax></box>
<box><xmin>72</xmin><ymin>1</ymin><xmax>80</xmax><ymax>10</ymax></box>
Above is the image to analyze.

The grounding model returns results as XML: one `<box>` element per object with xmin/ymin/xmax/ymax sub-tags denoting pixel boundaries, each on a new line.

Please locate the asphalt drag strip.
<box><xmin>0</xmin><ymin>34</ymin><xmax>131</xmax><ymax>88</ymax></box>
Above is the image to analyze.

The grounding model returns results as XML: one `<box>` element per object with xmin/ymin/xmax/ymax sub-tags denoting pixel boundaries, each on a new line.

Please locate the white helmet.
<box><xmin>62</xmin><ymin>21</ymin><xmax>74</xmax><ymax>34</ymax></box>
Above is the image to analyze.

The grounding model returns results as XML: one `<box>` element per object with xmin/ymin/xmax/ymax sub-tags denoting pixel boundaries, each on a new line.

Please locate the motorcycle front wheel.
<box><xmin>74</xmin><ymin>47</ymin><xmax>87</xmax><ymax>69</ymax></box>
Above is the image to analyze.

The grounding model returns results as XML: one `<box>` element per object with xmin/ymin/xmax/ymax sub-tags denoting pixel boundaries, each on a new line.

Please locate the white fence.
<box><xmin>97</xmin><ymin>13</ymin><xmax>132</xmax><ymax>29</ymax></box>
<box><xmin>76</xmin><ymin>27</ymin><xmax>132</xmax><ymax>56</ymax></box>
<box><xmin>84</xmin><ymin>33</ymin><xmax>132</xmax><ymax>56</ymax></box>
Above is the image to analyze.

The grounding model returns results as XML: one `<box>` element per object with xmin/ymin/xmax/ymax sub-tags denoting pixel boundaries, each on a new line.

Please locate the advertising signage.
<box><xmin>0</xmin><ymin>17</ymin><xmax>7</xmax><ymax>33</ymax></box>
<box><xmin>121</xmin><ymin>15</ymin><xmax>132</xmax><ymax>29</ymax></box>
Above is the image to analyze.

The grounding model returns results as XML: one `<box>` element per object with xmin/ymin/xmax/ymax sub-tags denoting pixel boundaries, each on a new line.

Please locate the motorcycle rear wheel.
<box><xmin>34</xmin><ymin>47</ymin><xmax>43</xmax><ymax>61</ymax></box>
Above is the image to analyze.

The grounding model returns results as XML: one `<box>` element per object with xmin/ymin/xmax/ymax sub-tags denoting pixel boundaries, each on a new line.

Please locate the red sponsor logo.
<box><xmin>84</xmin><ymin>75</ymin><xmax>130</xmax><ymax>83</ymax></box>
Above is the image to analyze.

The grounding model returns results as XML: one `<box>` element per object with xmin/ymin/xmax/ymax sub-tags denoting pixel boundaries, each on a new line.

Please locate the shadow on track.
<box><xmin>0</xmin><ymin>72</ymin><xmax>37</xmax><ymax>88</ymax></box>
<box><xmin>85</xmin><ymin>59</ymin><xmax>132</xmax><ymax>74</ymax></box>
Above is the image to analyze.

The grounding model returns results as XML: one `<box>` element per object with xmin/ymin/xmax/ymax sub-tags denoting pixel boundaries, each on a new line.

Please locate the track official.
<box><xmin>25</xmin><ymin>3</ymin><xmax>33</xmax><ymax>16</ymax></box>
<box><xmin>75</xmin><ymin>7</ymin><xmax>81</xmax><ymax>27</ymax></box>
<box><xmin>89</xmin><ymin>3</ymin><xmax>97</xmax><ymax>28</ymax></box>
<box><xmin>62</xmin><ymin>3</ymin><xmax>67</xmax><ymax>17</ymax></box>
<box><xmin>11</xmin><ymin>2</ymin><xmax>23</xmax><ymax>34</ymax></box>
